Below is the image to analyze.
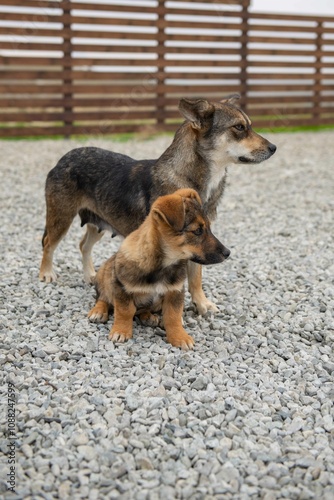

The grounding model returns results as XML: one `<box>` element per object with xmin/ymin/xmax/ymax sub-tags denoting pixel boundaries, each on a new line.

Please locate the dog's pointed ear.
<box><xmin>172</xmin><ymin>188</ymin><xmax>202</xmax><ymax>207</ymax></box>
<box><xmin>220</xmin><ymin>94</ymin><xmax>240</xmax><ymax>106</ymax></box>
<box><xmin>152</xmin><ymin>189</ymin><xmax>201</xmax><ymax>232</ymax></box>
<box><xmin>152</xmin><ymin>195</ymin><xmax>185</xmax><ymax>232</ymax></box>
<box><xmin>178</xmin><ymin>98</ymin><xmax>215</xmax><ymax>130</ymax></box>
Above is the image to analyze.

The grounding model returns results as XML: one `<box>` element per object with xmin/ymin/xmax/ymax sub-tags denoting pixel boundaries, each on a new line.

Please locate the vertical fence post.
<box><xmin>156</xmin><ymin>0</ymin><xmax>166</xmax><ymax>129</ymax></box>
<box><xmin>61</xmin><ymin>0</ymin><xmax>72</xmax><ymax>138</ymax></box>
<box><xmin>240</xmin><ymin>0</ymin><xmax>250</xmax><ymax>113</ymax></box>
<box><xmin>313</xmin><ymin>21</ymin><xmax>323</xmax><ymax>125</ymax></box>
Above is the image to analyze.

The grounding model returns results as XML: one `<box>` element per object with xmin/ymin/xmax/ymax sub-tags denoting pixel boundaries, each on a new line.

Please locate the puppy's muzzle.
<box><xmin>192</xmin><ymin>239</ymin><xmax>231</xmax><ymax>265</ymax></box>
<box><xmin>206</xmin><ymin>242</ymin><xmax>230</xmax><ymax>264</ymax></box>
<box><xmin>268</xmin><ymin>143</ymin><xmax>277</xmax><ymax>156</ymax></box>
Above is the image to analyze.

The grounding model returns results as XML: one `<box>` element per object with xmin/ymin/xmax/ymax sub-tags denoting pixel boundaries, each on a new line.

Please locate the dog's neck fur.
<box><xmin>157</xmin><ymin>122</ymin><xmax>229</xmax><ymax>210</ymax></box>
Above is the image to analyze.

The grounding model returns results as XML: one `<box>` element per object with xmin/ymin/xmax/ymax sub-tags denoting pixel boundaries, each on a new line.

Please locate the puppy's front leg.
<box><xmin>110</xmin><ymin>287</ymin><xmax>136</xmax><ymax>343</ymax></box>
<box><xmin>187</xmin><ymin>262</ymin><xmax>218</xmax><ymax>315</ymax></box>
<box><xmin>163</xmin><ymin>290</ymin><xmax>194</xmax><ymax>350</ymax></box>
<box><xmin>88</xmin><ymin>299</ymin><xmax>109</xmax><ymax>323</ymax></box>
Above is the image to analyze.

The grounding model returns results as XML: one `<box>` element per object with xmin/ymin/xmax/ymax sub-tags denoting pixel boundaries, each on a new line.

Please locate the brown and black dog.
<box><xmin>88</xmin><ymin>189</ymin><xmax>230</xmax><ymax>349</ymax></box>
<box><xmin>40</xmin><ymin>95</ymin><xmax>276</xmax><ymax>314</ymax></box>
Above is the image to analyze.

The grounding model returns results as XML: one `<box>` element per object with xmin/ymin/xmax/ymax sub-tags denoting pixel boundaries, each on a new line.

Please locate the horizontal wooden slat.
<box><xmin>0</xmin><ymin>110</ymin><xmax>157</xmax><ymax>122</ymax></box>
<box><xmin>70</xmin><ymin>30</ymin><xmax>158</xmax><ymax>41</ymax></box>
<box><xmin>0</xmin><ymin>70</ymin><xmax>63</xmax><ymax>79</ymax></box>
<box><xmin>71</xmin><ymin>44</ymin><xmax>158</xmax><ymax>54</ymax></box>
<box><xmin>0</xmin><ymin>126</ymin><xmax>68</xmax><ymax>138</ymax></box>
<box><xmin>0</xmin><ymin>27</ymin><xmax>63</xmax><ymax>37</ymax></box>
<box><xmin>248</xmin><ymin>23</ymin><xmax>320</xmax><ymax>33</ymax></box>
<box><xmin>249</xmin><ymin>95</ymin><xmax>334</xmax><ymax>104</ymax></box>
<box><xmin>252</xmin><ymin>117</ymin><xmax>334</xmax><ymax>127</ymax></box>
<box><xmin>164</xmin><ymin>7</ymin><xmax>244</xmax><ymax>18</ymax></box>
<box><xmin>248</xmin><ymin>48</ymin><xmax>319</xmax><ymax>56</ymax></box>
<box><xmin>0</xmin><ymin>42</ymin><xmax>63</xmax><ymax>51</ymax></box>
<box><xmin>157</xmin><ymin>84</ymin><xmax>242</xmax><ymax>94</ymax></box>
<box><xmin>248</xmin><ymin>11</ymin><xmax>334</xmax><ymax>23</ymax></box>
<box><xmin>0</xmin><ymin>83</ymin><xmax>64</xmax><ymax>93</ymax></box>
<box><xmin>0</xmin><ymin>97</ymin><xmax>158</xmax><ymax>107</ymax></box>
<box><xmin>246</xmin><ymin>61</ymin><xmax>317</xmax><ymax>68</ymax></box>
<box><xmin>0</xmin><ymin>0</ymin><xmax>61</xmax><ymax>7</ymax></box>
<box><xmin>71</xmin><ymin>2</ymin><xmax>158</xmax><ymax>14</ymax></box>
<box><xmin>0</xmin><ymin>12</ymin><xmax>64</xmax><ymax>23</ymax></box>
<box><xmin>69</xmin><ymin>15</ymin><xmax>157</xmax><ymax>27</ymax></box>
<box><xmin>247</xmin><ymin>83</ymin><xmax>330</xmax><ymax>91</ymax></box>
<box><xmin>247</xmin><ymin>73</ymin><xmax>317</xmax><ymax>80</ymax></box>
<box><xmin>248</xmin><ymin>36</ymin><xmax>318</xmax><ymax>45</ymax></box>
<box><xmin>161</xmin><ymin>20</ymin><xmax>243</xmax><ymax>30</ymax></box>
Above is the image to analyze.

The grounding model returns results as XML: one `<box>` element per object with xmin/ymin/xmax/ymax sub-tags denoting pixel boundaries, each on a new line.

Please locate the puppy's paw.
<box><xmin>167</xmin><ymin>332</ymin><xmax>195</xmax><ymax>350</ymax></box>
<box><xmin>109</xmin><ymin>330</ymin><xmax>132</xmax><ymax>343</ymax></box>
<box><xmin>138</xmin><ymin>311</ymin><xmax>160</xmax><ymax>327</ymax></box>
<box><xmin>88</xmin><ymin>301</ymin><xmax>109</xmax><ymax>323</ymax></box>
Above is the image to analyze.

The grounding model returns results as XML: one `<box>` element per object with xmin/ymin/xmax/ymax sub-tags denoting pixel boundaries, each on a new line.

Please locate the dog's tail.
<box><xmin>42</xmin><ymin>228</ymin><xmax>47</xmax><ymax>248</ymax></box>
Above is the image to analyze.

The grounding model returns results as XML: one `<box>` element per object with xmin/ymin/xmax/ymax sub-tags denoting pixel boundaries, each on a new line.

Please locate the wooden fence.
<box><xmin>0</xmin><ymin>0</ymin><xmax>333</xmax><ymax>137</ymax></box>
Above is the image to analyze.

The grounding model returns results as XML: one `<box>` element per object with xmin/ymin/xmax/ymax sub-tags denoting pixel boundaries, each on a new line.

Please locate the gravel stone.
<box><xmin>1</xmin><ymin>132</ymin><xmax>334</xmax><ymax>499</ymax></box>
<box><xmin>72</xmin><ymin>431</ymin><xmax>90</xmax><ymax>446</ymax></box>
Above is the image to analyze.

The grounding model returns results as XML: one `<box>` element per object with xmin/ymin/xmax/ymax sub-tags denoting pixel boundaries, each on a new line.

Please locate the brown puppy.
<box><xmin>39</xmin><ymin>95</ymin><xmax>276</xmax><ymax>315</ymax></box>
<box><xmin>88</xmin><ymin>189</ymin><xmax>230</xmax><ymax>349</ymax></box>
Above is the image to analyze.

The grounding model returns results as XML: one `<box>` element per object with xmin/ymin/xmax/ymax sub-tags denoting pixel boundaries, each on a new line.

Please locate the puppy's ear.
<box><xmin>152</xmin><ymin>193</ymin><xmax>186</xmax><ymax>232</ymax></box>
<box><xmin>220</xmin><ymin>94</ymin><xmax>240</xmax><ymax>106</ymax></box>
<box><xmin>172</xmin><ymin>188</ymin><xmax>202</xmax><ymax>207</ymax></box>
<box><xmin>178</xmin><ymin>98</ymin><xmax>215</xmax><ymax>130</ymax></box>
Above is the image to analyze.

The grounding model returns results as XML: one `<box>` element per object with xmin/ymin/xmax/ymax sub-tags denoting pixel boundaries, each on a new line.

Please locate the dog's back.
<box><xmin>46</xmin><ymin>146</ymin><xmax>157</xmax><ymax>235</ymax></box>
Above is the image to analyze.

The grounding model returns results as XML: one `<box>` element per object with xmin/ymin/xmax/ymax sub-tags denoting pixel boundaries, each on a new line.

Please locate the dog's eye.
<box><xmin>234</xmin><ymin>124</ymin><xmax>245</xmax><ymax>131</ymax></box>
<box><xmin>192</xmin><ymin>227</ymin><xmax>203</xmax><ymax>236</ymax></box>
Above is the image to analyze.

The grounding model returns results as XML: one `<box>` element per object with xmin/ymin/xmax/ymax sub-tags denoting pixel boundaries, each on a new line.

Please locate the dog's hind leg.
<box><xmin>39</xmin><ymin>207</ymin><xmax>76</xmax><ymax>283</ymax></box>
<box><xmin>79</xmin><ymin>224</ymin><xmax>105</xmax><ymax>284</ymax></box>
<box><xmin>187</xmin><ymin>262</ymin><xmax>219</xmax><ymax>315</ymax></box>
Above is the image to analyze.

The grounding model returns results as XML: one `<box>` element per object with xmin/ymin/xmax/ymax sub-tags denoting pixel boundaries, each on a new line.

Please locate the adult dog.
<box><xmin>40</xmin><ymin>94</ymin><xmax>276</xmax><ymax>314</ymax></box>
<box><xmin>88</xmin><ymin>189</ymin><xmax>230</xmax><ymax>349</ymax></box>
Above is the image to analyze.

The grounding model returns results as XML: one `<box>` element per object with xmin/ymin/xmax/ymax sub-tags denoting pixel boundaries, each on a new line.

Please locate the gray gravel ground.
<box><xmin>1</xmin><ymin>131</ymin><xmax>334</xmax><ymax>500</ymax></box>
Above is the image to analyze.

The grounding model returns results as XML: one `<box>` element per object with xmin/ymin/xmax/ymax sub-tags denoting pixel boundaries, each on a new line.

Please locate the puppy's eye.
<box><xmin>192</xmin><ymin>227</ymin><xmax>203</xmax><ymax>236</ymax></box>
<box><xmin>234</xmin><ymin>124</ymin><xmax>245</xmax><ymax>131</ymax></box>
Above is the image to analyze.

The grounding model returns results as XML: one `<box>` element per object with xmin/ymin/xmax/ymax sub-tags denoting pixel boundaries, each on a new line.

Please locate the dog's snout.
<box><xmin>268</xmin><ymin>143</ymin><xmax>277</xmax><ymax>155</ymax></box>
<box><xmin>222</xmin><ymin>246</ymin><xmax>230</xmax><ymax>259</ymax></box>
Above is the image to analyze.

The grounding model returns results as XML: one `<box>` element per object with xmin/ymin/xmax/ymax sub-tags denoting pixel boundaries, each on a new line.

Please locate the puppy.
<box><xmin>88</xmin><ymin>189</ymin><xmax>230</xmax><ymax>349</ymax></box>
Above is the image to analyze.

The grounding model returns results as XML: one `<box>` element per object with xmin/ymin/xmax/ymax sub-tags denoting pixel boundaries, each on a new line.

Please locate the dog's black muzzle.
<box><xmin>238</xmin><ymin>142</ymin><xmax>277</xmax><ymax>164</ymax></box>
<box><xmin>191</xmin><ymin>242</ymin><xmax>231</xmax><ymax>265</ymax></box>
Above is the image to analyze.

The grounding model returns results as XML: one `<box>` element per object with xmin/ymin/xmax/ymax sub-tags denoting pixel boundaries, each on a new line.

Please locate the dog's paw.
<box><xmin>39</xmin><ymin>269</ymin><xmax>57</xmax><ymax>283</ymax></box>
<box><xmin>167</xmin><ymin>332</ymin><xmax>195</xmax><ymax>350</ymax></box>
<box><xmin>195</xmin><ymin>298</ymin><xmax>218</xmax><ymax>316</ymax></box>
<box><xmin>109</xmin><ymin>330</ymin><xmax>132</xmax><ymax>343</ymax></box>
<box><xmin>88</xmin><ymin>303</ymin><xmax>109</xmax><ymax>323</ymax></box>
<box><xmin>84</xmin><ymin>271</ymin><xmax>96</xmax><ymax>285</ymax></box>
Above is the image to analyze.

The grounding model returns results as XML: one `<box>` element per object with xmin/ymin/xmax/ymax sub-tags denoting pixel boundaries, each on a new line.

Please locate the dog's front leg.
<box><xmin>187</xmin><ymin>262</ymin><xmax>218</xmax><ymax>315</ymax></box>
<box><xmin>109</xmin><ymin>287</ymin><xmax>136</xmax><ymax>343</ymax></box>
<box><xmin>163</xmin><ymin>290</ymin><xmax>194</xmax><ymax>350</ymax></box>
<box><xmin>88</xmin><ymin>299</ymin><xmax>109</xmax><ymax>323</ymax></box>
